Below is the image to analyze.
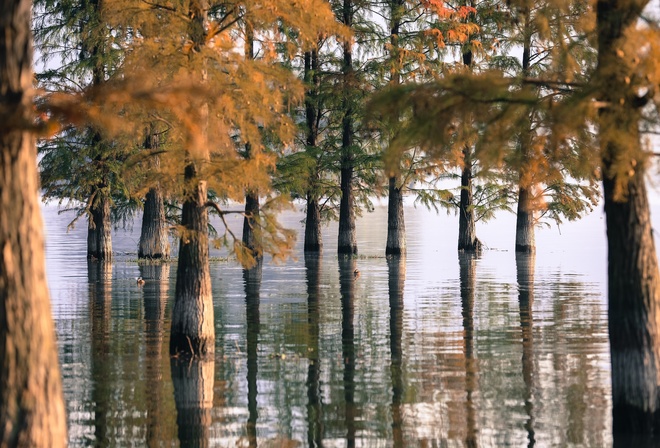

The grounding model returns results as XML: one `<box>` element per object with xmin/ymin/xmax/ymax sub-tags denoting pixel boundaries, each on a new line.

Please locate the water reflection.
<box><xmin>388</xmin><ymin>255</ymin><xmax>405</xmax><ymax>447</ymax></box>
<box><xmin>141</xmin><ymin>263</ymin><xmax>171</xmax><ymax>447</ymax></box>
<box><xmin>459</xmin><ymin>253</ymin><xmax>478</xmax><ymax>448</ymax></box>
<box><xmin>516</xmin><ymin>252</ymin><xmax>536</xmax><ymax>448</ymax></box>
<box><xmin>305</xmin><ymin>254</ymin><xmax>324</xmax><ymax>447</ymax></box>
<box><xmin>244</xmin><ymin>261</ymin><xmax>262</xmax><ymax>447</ymax></box>
<box><xmin>338</xmin><ymin>256</ymin><xmax>357</xmax><ymax>447</ymax></box>
<box><xmin>171</xmin><ymin>356</ymin><xmax>214</xmax><ymax>447</ymax></box>
<box><xmin>88</xmin><ymin>260</ymin><xmax>113</xmax><ymax>447</ymax></box>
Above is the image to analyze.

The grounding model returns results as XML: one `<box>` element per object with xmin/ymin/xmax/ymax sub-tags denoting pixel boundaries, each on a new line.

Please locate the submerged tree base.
<box><xmin>170</xmin><ymin>334</ymin><xmax>214</xmax><ymax>359</ymax></box>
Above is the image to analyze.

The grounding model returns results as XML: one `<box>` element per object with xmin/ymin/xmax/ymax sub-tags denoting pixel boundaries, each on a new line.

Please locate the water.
<box><xmin>43</xmin><ymin>200</ymin><xmax>620</xmax><ymax>447</ymax></box>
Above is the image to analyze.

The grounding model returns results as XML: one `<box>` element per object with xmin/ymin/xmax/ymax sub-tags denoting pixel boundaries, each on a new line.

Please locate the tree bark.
<box><xmin>0</xmin><ymin>1</ymin><xmax>67</xmax><ymax>445</ymax></box>
<box><xmin>87</xmin><ymin>193</ymin><xmax>113</xmax><ymax>260</ymax></box>
<box><xmin>386</xmin><ymin>178</ymin><xmax>406</xmax><ymax>255</ymax></box>
<box><xmin>515</xmin><ymin>186</ymin><xmax>536</xmax><ymax>253</ymax></box>
<box><xmin>338</xmin><ymin>0</ymin><xmax>358</xmax><ymax>255</ymax></box>
<box><xmin>596</xmin><ymin>0</ymin><xmax>660</xmax><ymax>434</ymax></box>
<box><xmin>170</xmin><ymin>164</ymin><xmax>214</xmax><ymax>357</ymax></box>
<box><xmin>458</xmin><ymin>147</ymin><xmax>480</xmax><ymax>252</ymax></box>
<box><xmin>305</xmin><ymin>192</ymin><xmax>323</xmax><ymax>252</ymax></box>
<box><xmin>242</xmin><ymin>189</ymin><xmax>261</xmax><ymax>260</ymax></box>
<box><xmin>139</xmin><ymin>187</ymin><xmax>170</xmax><ymax>259</ymax></box>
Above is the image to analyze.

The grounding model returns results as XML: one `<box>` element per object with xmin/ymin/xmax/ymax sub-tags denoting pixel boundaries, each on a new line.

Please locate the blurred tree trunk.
<box><xmin>0</xmin><ymin>0</ymin><xmax>67</xmax><ymax>445</ymax></box>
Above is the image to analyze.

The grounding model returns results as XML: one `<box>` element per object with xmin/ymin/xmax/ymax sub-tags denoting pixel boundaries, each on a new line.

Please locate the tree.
<box><xmin>0</xmin><ymin>0</ymin><xmax>67</xmax><ymax>444</ymax></box>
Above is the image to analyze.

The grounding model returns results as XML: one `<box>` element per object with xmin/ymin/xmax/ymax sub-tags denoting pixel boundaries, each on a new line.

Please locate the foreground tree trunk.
<box><xmin>305</xmin><ymin>193</ymin><xmax>323</xmax><ymax>252</ymax></box>
<box><xmin>596</xmin><ymin>0</ymin><xmax>660</xmax><ymax>434</ymax></box>
<box><xmin>0</xmin><ymin>1</ymin><xmax>67</xmax><ymax>444</ymax></box>
<box><xmin>170</xmin><ymin>165</ymin><xmax>214</xmax><ymax>357</ymax></box>
<box><xmin>458</xmin><ymin>147</ymin><xmax>480</xmax><ymax>252</ymax></box>
<box><xmin>386</xmin><ymin>178</ymin><xmax>406</xmax><ymax>255</ymax></box>
<box><xmin>337</xmin><ymin>0</ymin><xmax>358</xmax><ymax>255</ymax></box>
<box><xmin>139</xmin><ymin>187</ymin><xmax>170</xmax><ymax>259</ymax></box>
<box><xmin>88</xmin><ymin>193</ymin><xmax>112</xmax><ymax>260</ymax></box>
<box><xmin>515</xmin><ymin>187</ymin><xmax>536</xmax><ymax>253</ymax></box>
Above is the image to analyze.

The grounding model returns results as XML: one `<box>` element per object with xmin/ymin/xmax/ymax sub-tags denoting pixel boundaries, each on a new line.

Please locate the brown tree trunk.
<box><xmin>339</xmin><ymin>257</ymin><xmax>357</xmax><ymax>445</ymax></box>
<box><xmin>596</xmin><ymin>0</ymin><xmax>660</xmax><ymax>434</ymax></box>
<box><xmin>87</xmin><ymin>193</ymin><xmax>113</xmax><ymax>260</ymax></box>
<box><xmin>170</xmin><ymin>164</ymin><xmax>214</xmax><ymax>357</ymax></box>
<box><xmin>139</xmin><ymin>187</ymin><xmax>170</xmax><ymax>259</ymax></box>
<box><xmin>0</xmin><ymin>1</ymin><xmax>67</xmax><ymax>445</ymax></box>
<box><xmin>305</xmin><ymin>253</ymin><xmax>323</xmax><ymax>446</ymax></box>
<box><xmin>386</xmin><ymin>177</ymin><xmax>406</xmax><ymax>255</ymax></box>
<box><xmin>388</xmin><ymin>255</ymin><xmax>405</xmax><ymax>447</ymax></box>
<box><xmin>459</xmin><ymin>252</ymin><xmax>478</xmax><ymax>448</ymax></box>
<box><xmin>171</xmin><ymin>357</ymin><xmax>214</xmax><ymax>447</ymax></box>
<box><xmin>516</xmin><ymin>252</ymin><xmax>536</xmax><ymax>446</ymax></box>
<box><xmin>242</xmin><ymin>189</ymin><xmax>261</xmax><ymax>259</ymax></box>
<box><xmin>338</xmin><ymin>0</ymin><xmax>358</xmax><ymax>255</ymax></box>
<box><xmin>458</xmin><ymin>147</ymin><xmax>480</xmax><ymax>252</ymax></box>
<box><xmin>305</xmin><ymin>192</ymin><xmax>323</xmax><ymax>252</ymax></box>
<box><xmin>515</xmin><ymin>187</ymin><xmax>536</xmax><ymax>253</ymax></box>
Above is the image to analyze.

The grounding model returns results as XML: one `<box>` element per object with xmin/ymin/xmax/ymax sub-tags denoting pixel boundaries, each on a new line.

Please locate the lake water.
<box><xmin>42</xmin><ymin>199</ymin><xmax>640</xmax><ymax>447</ymax></box>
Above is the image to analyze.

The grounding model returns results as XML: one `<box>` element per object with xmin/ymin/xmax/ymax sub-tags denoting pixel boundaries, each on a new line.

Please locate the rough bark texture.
<box><xmin>305</xmin><ymin>254</ymin><xmax>323</xmax><ymax>447</ymax></box>
<box><xmin>339</xmin><ymin>257</ymin><xmax>357</xmax><ymax>445</ymax></box>
<box><xmin>0</xmin><ymin>1</ymin><xmax>67</xmax><ymax>445</ymax></box>
<box><xmin>459</xmin><ymin>252</ymin><xmax>478</xmax><ymax>448</ymax></box>
<box><xmin>516</xmin><ymin>252</ymin><xmax>536</xmax><ymax>446</ymax></box>
<box><xmin>170</xmin><ymin>166</ymin><xmax>214</xmax><ymax>357</ymax></box>
<box><xmin>337</xmin><ymin>0</ymin><xmax>358</xmax><ymax>255</ymax></box>
<box><xmin>386</xmin><ymin>178</ymin><xmax>406</xmax><ymax>255</ymax></box>
<box><xmin>304</xmin><ymin>193</ymin><xmax>323</xmax><ymax>252</ymax></box>
<box><xmin>515</xmin><ymin>187</ymin><xmax>536</xmax><ymax>253</ymax></box>
<box><xmin>87</xmin><ymin>194</ymin><xmax>112</xmax><ymax>260</ymax></box>
<box><xmin>171</xmin><ymin>356</ymin><xmax>214</xmax><ymax>447</ymax></box>
<box><xmin>458</xmin><ymin>148</ymin><xmax>480</xmax><ymax>252</ymax></box>
<box><xmin>139</xmin><ymin>187</ymin><xmax>170</xmax><ymax>259</ymax></box>
<box><xmin>242</xmin><ymin>190</ymin><xmax>261</xmax><ymax>259</ymax></box>
<box><xmin>596</xmin><ymin>0</ymin><xmax>660</xmax><ymax>435</ymax></box>
<box><xmin>244</xmin><ymin>262</ymin><xmax>261</xmax><ymax>448</ymax></box>
<box><xmin>388</xmin><ymin>256</ymin><xmax>405</xmax><ymax>447</ymax></box>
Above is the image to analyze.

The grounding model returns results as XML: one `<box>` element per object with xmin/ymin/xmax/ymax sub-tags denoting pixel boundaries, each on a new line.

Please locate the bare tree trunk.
<box><xmin>170</xmin><ymin>165</ymin><xmax>214</xmax><ymax>357</ymax></box>
<box><xmin>305</xmin><ymin>192</ymin><xmax>323</xmax><ymax>252</ymax></box>
<box><xmin>242</xmin><ymin>189</ymin><xmax>260</xmax><ymax>259</ymax></box>
<box><xmin>88</xmin><ymin>194</ymin><xmax>113</xmax><ymax>260</ymax></box>
<box><xmin>515</xmin><ymin>187</ymin><xmax>536</xmax><ymax>253</ymax></box>
<box><xmin>338</xmin><ymin>0</ymin><xmax>358</xmax><ymax>255</ymax></box>
<box><xmin>458</xmin><ymin>148</ymin><xmax>480</xmax><ymax>252</ymax></box>
<box><xmin>596</xmin><ymin>0</ymin><xmax>660</xmax><ymax>434</ymax></box>
<box><xmin>386</xmin><ymin>178</ymin><xmax>406</xmax><ymax>255</ymax></box>
<box><xmin>139</xmin><ymin>187</ymin><xmax>170</xmax><ymax>259</ymax></box>
<box><xmin>0</xmin><ymin>1</ymin><xmax>67</xmax><ymax>444</ymax></box>
<box><xmin>388</xmin><ymin>255</ymin><xmax>405</xmax><ymax>446</ymax></box>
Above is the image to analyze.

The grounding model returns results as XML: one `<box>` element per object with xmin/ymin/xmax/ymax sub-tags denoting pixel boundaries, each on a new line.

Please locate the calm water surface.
<box><xmin>43</xmin><ymin>201</ymin><xmax>627</xmax><ymax>447</ymax></box>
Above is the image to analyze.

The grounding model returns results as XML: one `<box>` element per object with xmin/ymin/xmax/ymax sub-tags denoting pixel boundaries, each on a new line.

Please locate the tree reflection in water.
<box><xmin>305</xmin><ymin>253</ymin><xmax>324</xmax><ymax>447</ymax></box>
<box><xmin>388</xmin><ymin>255</ymin><xmax>405</xmax><ymax>447</ymax></box>
<box><xmin>244</xmin><ymin>261</ymin><xmax>263</xmax><ymax>447</ymax></box>
<box><xmin>459</xmin><ymin>252</ymin><xmax>479</xmax><ymax>448</ymax></box>
<box><xmin>171</xmin><ymin>355</ymin><xmax>214</xmax><ymax>447</ymax></box>
<box><xmin>339</xmin><ymin>256</ymin><xmax>357</xmax><ymax>447</ymax></box>
<box><xmin>516</xmin><ymin>252</ymin><xmax>536</xmax><ymax>448</ymax></box>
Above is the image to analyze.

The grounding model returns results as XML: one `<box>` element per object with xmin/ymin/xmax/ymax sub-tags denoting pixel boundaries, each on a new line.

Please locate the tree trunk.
<box><xmin>0</xmin><ymin>1</ymin><xmax>67</xmax><ymax>445</ymax></box>
<box><xmin>458</xmin><ymin>148</ymin><xmax>480</xmax><ymax>252</ymax></box>
<box><xmin>338</xmin><ymin>0</ymin><xmax>358</xmax><ymax>255</ymax></box>
<box><xmin>516</xmin><ymin>252</ymin><xmax>536</xmax><ymax>446</ymax></box>
<box><xmin>305</xmin><ymin>192</ymin><xmax>323</xmax><ymax>252</ymax></box>
<box><xmin>139</xmin><ymin>187</ymin><xmax>170</xmax><ymax>259</ymax></box>
<box><xmin>459</xmin><ymin>252</ymin><xmax>478</xmax><ymax>448</ymax></box>
<box><xmin>170</xmin><ymin>164</ymin><xmax>214</xmax><ymax>357</ymax></box>
<box><xmin>596</xmin><ymin>0</ymin><xmax>660</xmax><ymax>434</ymax></box>
<box><xmin>87</xmin><ymin>193</ymin><xmax>112</xmax><ymax>260</ymax></box>
<box><xmin>305</xmin><ymin>253</ymin><xmax>323</xmax><ymax>446</ymax></box>
<box><xmin>388</xmin><ymin>255</ymin><xmax>405</xmax><ymax>447</ymax></box>
<box><xmin>515</xmin><ymin>187</ymin><xmax>536</xmax><ymax>253</ymax></box>
<box><xmin>244</xmin><ymin>262</ymin><xmax>261</xmax><ymax>448</ymax></box>
<box><xmin>242</xmin><ymin>190</ymin><xmax>261</xmax><ymax>260</ymax></box>
<box><xmin>386</xmin><ymin>177</ymin><xmax>406</xmax><ymax>255</ymax></box>
<box><xmin>171</xmin><ymin>357</ymin><xmax>214</xmax><ymax>447</ymax></box>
